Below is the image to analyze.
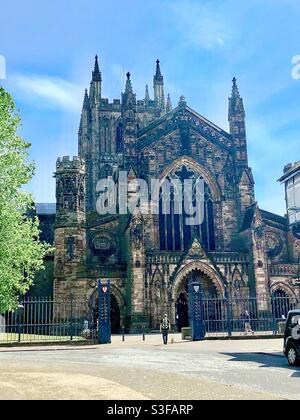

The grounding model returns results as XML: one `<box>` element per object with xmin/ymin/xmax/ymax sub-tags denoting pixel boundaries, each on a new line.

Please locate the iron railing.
<box><xmin>200</xmin><ymin>294</ymin><xmax>299</xmax><ymax>337</ymax></box>
<box><xmin>0</xmin><ymin>297</ymin><xmax>97</xmax><ymax>344</ymax></box>
<box><xmin>0</xmin><ymin>294</ymin><xmax>299</xmax><ymax>344</ymax></box>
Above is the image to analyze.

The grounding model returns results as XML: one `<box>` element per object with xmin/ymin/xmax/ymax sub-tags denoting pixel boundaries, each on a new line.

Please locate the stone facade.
<box><xmin>51</xmin><ymin>56</ymin><xmax>300</xmax><ymax>331</ymax></box>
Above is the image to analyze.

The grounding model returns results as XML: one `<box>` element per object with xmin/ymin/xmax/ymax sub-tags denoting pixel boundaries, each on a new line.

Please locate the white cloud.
<box><xmin>9</xmin><ymin>74</ymin><xmax>84</xmax><ymax>112</ymax></box>
<box><xmin>170</xmin><ymin>1</ymin><xmax>232</xmax><ymax>50</ymax></box>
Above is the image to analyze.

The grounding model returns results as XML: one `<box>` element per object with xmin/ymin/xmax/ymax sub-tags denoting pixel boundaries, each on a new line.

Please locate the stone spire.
<box><xmin>144</xmin><ymin>84</ymin><xmax>150</xmax><ymax>105</ymax></box>
<box><xmin>82</xmin><ymin>89</ymin><xmax>90</xmax><ymax>110</ymax></box>
<box><xmin>154</xmin><ymin>59</ymin><xmax>163</xmax><ymax>81</ymax></box>
<box><xmin>231</xmin><ymin>77</ymin><xmax>239</xmax><ymax>96</ymax></box>
<box><xmin>166</xmin><ymin>93</ymin><xmax>172</xmax><ymax>112</ymax></box>
<box><xmin>122</xmin><ymin>72</ymin><xmax>136</xmax><ymax>108</ymax></box>
<box><xmin>122</xmin><ymin>72</ymin><xmax>137</xmax><ymax>170</ymax></box>
<box><xmin>153</xmin><ymin>59</ymin><xmax>165</xmax><ymax>111</ymax></box>
<box><xmin>228</xmin><ymin>77</ymin><xmax>248</xmax><ymax>166</ymax></box>
<box><xmin>78</xmin><ymin>88</ymin><xmax>91</xmax><ymax>158</ymax></box>
<box><xmin>125</xmin><ymin>72</ymin><xmax>133</xmax><ymax>93</ymax></box>
<box><xmin>89</xmin><ymin>55</ymin><xmax>101</xmax><ymax>106</ymax></box>
<box><xmin>92</xmin><ymin>55</ymin><xmax>102</xmax><ymax>82</ymax></box>
<box><xmin>229</xmin><ymin>77</ymin><xmax>245</xmax><ymax>117</ymax></box>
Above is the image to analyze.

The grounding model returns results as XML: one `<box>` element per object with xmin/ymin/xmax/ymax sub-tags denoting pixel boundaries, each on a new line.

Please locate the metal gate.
<box><xmin>98</xmin><ymin>279</ymin><xmax>111</xmax><ymax>344</ymax></box>
<box><xmin>188</xmin><ymin>277</ymin><xmax>206</xmax><ymax>341</ymax></box>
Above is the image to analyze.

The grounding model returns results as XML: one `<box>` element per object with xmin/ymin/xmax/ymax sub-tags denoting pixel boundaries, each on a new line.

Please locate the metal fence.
<box><xmin>0</xmin><ymin>294</ymin><xmax>299</xmax><ymax>344</ymax></box>
<box><xmin>0</xmin><ymin>297</ymin><xmax>97</xmax><ymax>345</ymax></box>
<box><xmin>201</xmin><ymin>294</ymin><xmax>299</xmax><ymax>338</ymax></box>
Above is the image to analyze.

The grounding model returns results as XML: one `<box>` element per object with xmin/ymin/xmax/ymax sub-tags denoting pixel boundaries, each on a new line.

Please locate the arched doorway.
<box><xmin>176</xmin><ymin>292</ymin><xmax>188</xmax><ymax>332</ymax></box>
<box><xmin>111</xmin><ymin>294</ymin><xmax>121</xmax><ymax>334</ymax></box>
<box><xmin>174</xmin><ymin>268</ymin><xmax>221</xmax><ymax>332</ymax></box>
<box><xmin>272</xmin><ymin>289</ymin><xmax>292</xmax><ymax>321</ymax></box>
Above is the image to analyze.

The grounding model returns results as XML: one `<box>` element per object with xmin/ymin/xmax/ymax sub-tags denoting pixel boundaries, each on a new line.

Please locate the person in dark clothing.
<box><xmin>160</xmin><ymin>314</ymin><xmax>171</xmax><ymax>345</ymax></box>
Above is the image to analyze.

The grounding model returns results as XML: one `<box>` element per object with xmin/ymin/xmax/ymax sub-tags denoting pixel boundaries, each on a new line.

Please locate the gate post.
<box><xmin>188</xmin><ymin>277</ymin><xmax>205</xmax><ymax>341</ymax></box>
<box><xmin>70</xmin><ymin>295</ymin><xmax>74</xmax><ymax>341</ymax></box>
<box><xmin>226</xmin><ymin>297</ymin><xmax>233</xmax><ymax>338</ymax></box>
<box><xmin>98</xmin><ymin>279</ymin><xmax>111</xmax><ymax>344</ymax></box>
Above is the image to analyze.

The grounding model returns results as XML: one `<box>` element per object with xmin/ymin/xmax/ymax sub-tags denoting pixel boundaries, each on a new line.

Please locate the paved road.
<box><xmin>0</xmin><ymin>336</ymin><xmax>299</xmax><ymax>400</ymax></box>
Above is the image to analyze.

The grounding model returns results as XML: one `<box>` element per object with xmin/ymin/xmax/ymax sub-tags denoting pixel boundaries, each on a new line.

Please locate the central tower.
<box><xmin>77</xmin><ymin>56</ymin><xmax>171</xmax><ymax>213</ymax></box>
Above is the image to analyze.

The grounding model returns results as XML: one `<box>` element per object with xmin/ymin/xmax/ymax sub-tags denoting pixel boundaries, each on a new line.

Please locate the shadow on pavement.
<box><xmin>221</xmin><ymin>351</ymin><xmax>300</xmax><ymax>374</ymax></box>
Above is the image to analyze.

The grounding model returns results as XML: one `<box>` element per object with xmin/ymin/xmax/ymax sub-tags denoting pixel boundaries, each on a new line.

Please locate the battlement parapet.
<box><xmin>98</xmin><ymin>97</ymin><xmax>157</xmax><ymax>114</ymax></box>
<box><xmin>56</xmin><ymin>156</ymin><xmax>85</xmax><ymax>172</ymax></box>
<box><xmin>100</xmin><ymin>98</ymin><xmax>122</xmax><ymax>112</ymax></box>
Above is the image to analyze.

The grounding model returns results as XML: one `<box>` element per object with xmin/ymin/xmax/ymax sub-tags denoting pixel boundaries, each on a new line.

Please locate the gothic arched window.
<box><xmin>159</xmin><ymin>165</ymin><xmax>215</xmax><ymax>251</ymax></box>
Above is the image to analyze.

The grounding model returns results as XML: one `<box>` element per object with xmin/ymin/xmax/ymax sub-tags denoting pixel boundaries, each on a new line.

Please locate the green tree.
<box><xmin>0</xmin><ymin>87</ymin><xmax>51</xmax><ymax>312</ymax></box>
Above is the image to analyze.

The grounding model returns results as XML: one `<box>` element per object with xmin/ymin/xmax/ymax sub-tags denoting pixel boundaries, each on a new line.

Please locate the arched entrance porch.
<box><xmin>172</xmin><ymin>262</ymin><xmax>225</xmax><ymax>332</ymax></box>
<box><xmin>271</xmin><ymin>285</ymin><xmax>297</xmax><ymax>321</ymax></box>
<box><xmin>176</xmin><ymin>292</ymin><xmax>188</xmax><ymax>332</ymax></box>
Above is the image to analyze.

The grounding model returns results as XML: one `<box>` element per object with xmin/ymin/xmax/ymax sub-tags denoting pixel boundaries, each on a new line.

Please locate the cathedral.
<box><xmin>50</xmin><ymin>56</ymin><xmax>300</xmax><ymax>332</ymax></box>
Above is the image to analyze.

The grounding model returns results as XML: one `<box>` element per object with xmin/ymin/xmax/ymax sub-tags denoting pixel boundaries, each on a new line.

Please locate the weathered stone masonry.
<box><xmin>51</xmin><ymin>56</ymin><xmax>300</xmax><ymax>330</ymax></box>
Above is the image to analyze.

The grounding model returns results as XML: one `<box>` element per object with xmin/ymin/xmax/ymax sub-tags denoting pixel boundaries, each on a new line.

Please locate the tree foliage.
<box><xmin>0</xmin><ymin>87</ymin><xmax>51</xmax><ymax>312</ymax></box>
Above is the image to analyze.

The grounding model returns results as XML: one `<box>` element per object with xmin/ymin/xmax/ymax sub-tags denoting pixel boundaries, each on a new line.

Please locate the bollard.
<box><xmin>122</xmin><ymin>326</ymin><xmax>125</xmax><ymax>342</ymax></box>
<box><xmin>142</xmin><ymin>327</ymin><xmax>145</xmax><ymax>341</ymax></box>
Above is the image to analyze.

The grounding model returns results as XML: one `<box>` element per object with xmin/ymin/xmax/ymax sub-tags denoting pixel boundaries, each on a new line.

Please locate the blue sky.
<box><xmin>0</xmin><ymin>0</ymin><xmax>300</xmax><ymax>215</ymax></box>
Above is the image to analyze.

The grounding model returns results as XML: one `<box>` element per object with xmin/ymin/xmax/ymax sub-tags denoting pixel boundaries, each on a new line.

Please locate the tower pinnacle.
<box><xmin>122</xmin><ymin>71</ymin><xmax>136</xmax><ymax>108</ymax></box>
<box><xmin>154</xmin><ymin>59</ymin><xmax>163</xmax><ymax>81</ymax></box>
<box><xmin>82</xmin><ymin>89</ymin><xmax>90</xmax><ymax>110</ymax></box>
<box><xmin>231</xmin><ymin>77</ymin><xmax>240</xmax><ymax>99</ymax></box>
<box><xmin>153</xmin><ymin>59</ymin><xmax>165</xmax><ymax>111</ymax></box>
<box><xmin>89</xmin><ymin>55</ymin><xmax>102</xmax><ymax>106</ymax></box>
<box><xmin>166</xmin><ymin>93</ymin><xmax>172</xmax><ymax>112</ymax></box>
<box><xmin>228</xmin><ymin>77</ymin><xmax>247</xmax><ymax>166</ymax></box>
<box><xmin>229</xmin><ymin>77</ymin><xmax>245</xmax><ymax>117</ymax></box>
<box><xmin>145</xmin><ymin>84</ymin><xmax>150</xmax><ymax>104</ymax></box>
<box><xmin>92</xmin><ymin>55</ymin><xmax>102</xmax><ymax>82</ymax></box>
<box><xmin>125</xmin><ymin>72</ymin><xmax>133</xmax><ymax>94</ymax></box>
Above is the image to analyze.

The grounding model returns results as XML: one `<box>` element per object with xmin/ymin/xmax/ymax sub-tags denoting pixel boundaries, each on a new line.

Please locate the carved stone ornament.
<box><xmin>266</xmin><ymin>231</ymin><xmax>283</xmax><ymax>258</ymax></box>
<box><xmin>91</xmin><ymin>234</ymin><xmax>116</xmax><ymax>256</ymax></box>
<box><xmin>89</xmin><ymin>279</ymin><xmax>97</xmax><ymax>289</ymax></box>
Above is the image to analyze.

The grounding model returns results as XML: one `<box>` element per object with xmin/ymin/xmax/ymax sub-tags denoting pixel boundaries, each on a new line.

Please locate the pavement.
<box><xmin>0</xmin><ymin>334</ymin><xmax>299</xmax><ymax>400</ymax></box>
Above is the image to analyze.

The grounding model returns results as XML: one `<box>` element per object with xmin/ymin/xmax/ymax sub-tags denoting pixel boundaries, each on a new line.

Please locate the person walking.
<box><xmin>244</xmin><ymin>310</ymin><xmax>254</xmax><ymax>335</ymax></box>
<box><xmin>160</xmin><ymin>314</ymin><xmax>171</xmax><ymax>345</ymax></box>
